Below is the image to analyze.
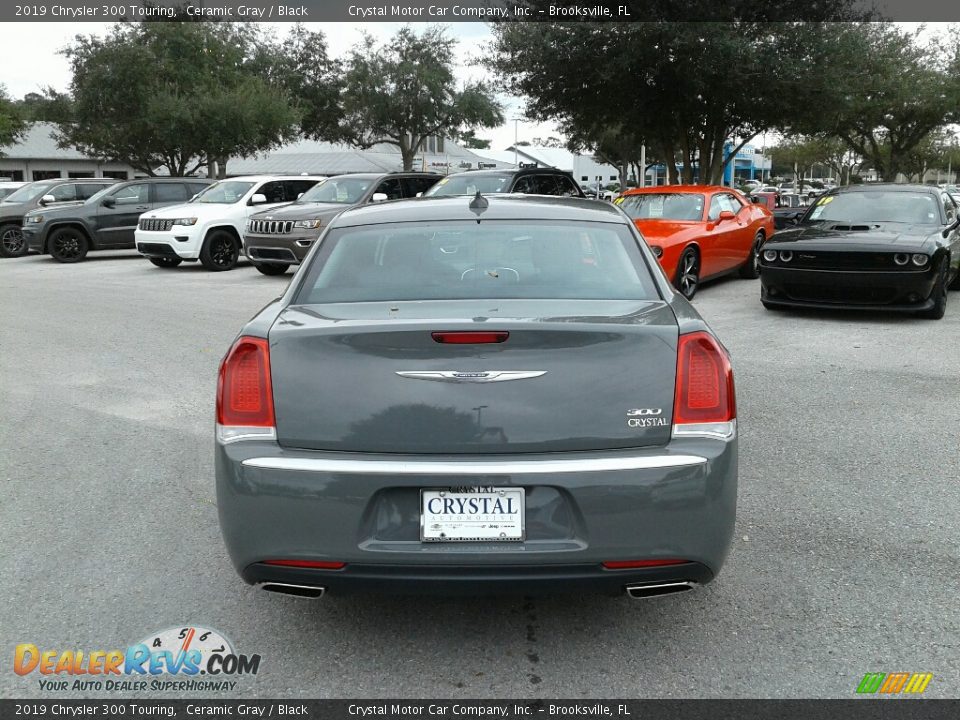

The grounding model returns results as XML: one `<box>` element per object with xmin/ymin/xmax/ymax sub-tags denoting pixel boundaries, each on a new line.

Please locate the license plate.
<box><xmin>420</xmin><ymin>487</ymin><xmax>525</xmax><ymax>542</ymax></box>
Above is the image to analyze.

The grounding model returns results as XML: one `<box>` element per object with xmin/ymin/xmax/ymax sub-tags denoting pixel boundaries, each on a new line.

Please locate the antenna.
<box><xmin>469</xmin><ymin>190</ymin><xmax>488</xmax><ymax>222</ymax></box>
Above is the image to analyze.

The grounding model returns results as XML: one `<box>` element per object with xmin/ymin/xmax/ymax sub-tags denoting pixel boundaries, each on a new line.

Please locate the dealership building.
<box><xmin>0</xmin><ymin>123</ymin><xmax>515</xmax><ymax>181</ymax></box>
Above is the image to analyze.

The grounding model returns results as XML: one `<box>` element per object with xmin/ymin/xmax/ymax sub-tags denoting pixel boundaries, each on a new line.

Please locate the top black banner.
<box><xmin>5</xmin><ymin>0</ymin><xmax>960</xmax><ymax>23</ymax></box>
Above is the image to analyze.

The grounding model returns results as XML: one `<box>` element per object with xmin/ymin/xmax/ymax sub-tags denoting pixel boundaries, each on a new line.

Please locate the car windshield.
<box><xmin>2</xmin><ymin>182</ymin><xmax>54</xmax><ymax>203</ymax></box>
<box><xmin>805</xmin><ymin>191</ymin><xmax>941</xmax><ymax>224</ymax></box>
<box><xmin>295</xmin><ymin>220</ymin><xmax>658</xmax><ymax>304</ymax></box>
<box><xmin>192</xmin><ymin>181</ymin><xmax>255</xmax><ymax>204</ymax></box>
<box><xmin>424</xmin><ymin>173</ymin><xmax>513</xmax><ymax>197</ymax></box>
<box><xmin>617</xmin><ymin>193</ymin><xmax>705</xmax><ymax>221</ymax></box>
<box><xmin>297</xmin><ymin>178</ymin><xmax>372</xmax><ymax>204</ymax></box>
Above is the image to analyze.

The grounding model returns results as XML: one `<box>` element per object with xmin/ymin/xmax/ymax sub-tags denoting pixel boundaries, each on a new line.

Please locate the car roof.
<box><xmin>622</xmin><ymin>184</ymin><xmax>725</xmax><ymax>195</ymax></box>
<box><xmin>118</xmin><ymin>177</ymin><xmax>211</xmax><ymax>184</ymax></box>
<box><xmin>330</xmin><ymin>194</ymin><xmax>628</xmax><ymax>227</ymax></box>
<box><xmin>441</xmin><ymin>168</ymin><xmax>574</xmax><ymax>179</ymax></box>
<box><xmin>831</xmin><ymin>183</ymin><xmax>938</xmax><ymax>194</ymax></box>
<box><xmin>219</xmin><ymin>175</ymin><xmax>328</xmax><ymax>182</ymax></box>
<box><xmin>323</xmin><ymin>172</ymin><xmax>443</xmax><ymax>181</ymax></box>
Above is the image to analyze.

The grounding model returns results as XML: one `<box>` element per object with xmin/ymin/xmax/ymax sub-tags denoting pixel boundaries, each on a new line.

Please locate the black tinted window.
<box><xmin>48</xmin><ymin>184</ymin><xmax>77</xmax><ymax>202</ymax></box>
<box><xmin>77</xmin><ymin>183</ymin><xmax>112</xmax><ymax>200</ymax></box>
<box><xmin>374</xmin><ymin>178</ymin><xmax>404</xmax><ymax>201</ymax></box>
<box><xmin>258</xmin><ymin>181</ymin><xmax>287</xmax><ymax>204</ymax></box>
<box><xmin>402</xmin><ymin>176</ymin><xmax>440</xmax><ymax>197</ymax></box>
<box><xmin>284</xmin><ymin>180</ymin><xmax>319</xmax><ymax>201</ymax></box>
<box><xmin>154</xmin><ymin>183</ymin><xmax>190</xmax><ymax>203</ymax></box>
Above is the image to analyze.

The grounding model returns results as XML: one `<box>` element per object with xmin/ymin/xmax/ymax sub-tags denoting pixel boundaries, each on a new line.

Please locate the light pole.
<box><xmin>513</xmin><ymin>118</ymin><xmax>521</xmax><ymax>165</ymax></box>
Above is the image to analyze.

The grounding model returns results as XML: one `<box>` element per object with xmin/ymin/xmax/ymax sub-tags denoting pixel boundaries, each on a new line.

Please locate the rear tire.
<box><xmin>918</xmin><ymin>262</ymin><xmax>948</xmax><ymax>320</ymax></box>
<box><xmin>254</xmin><ymin>263</ymin><xmax>290</xmax><ymax>276</ymax></box>
<box><xmin>0</xmin><ymin>224</ymin><xmax>26</xmax><ymax>258</ymax></box>
<box><xmin>674</xmin><ymin>247</ymin><xmax>700</xmax><ymax>300</ymax></box>
<box><xmin>48</xmin><ymin>228</ymin><xmax>89</xmax><ymax>263</ymax></box>
<box><xmin>199</xmin><ymin>230</ymin><xmax>239</xmax><ymax>271</ymax></box>
<box><xmin>738</xmin><ymin>231</ymin><xmax>763</xmax><ymax>279</ymax></box>
<box><xmin>149</xmin><ymin>257</ymin><xmax>182</xmax><ymax>268</ymax></box>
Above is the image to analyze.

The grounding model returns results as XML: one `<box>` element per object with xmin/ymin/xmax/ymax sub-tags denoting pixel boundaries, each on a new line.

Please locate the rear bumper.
<box><xmin>216</xmin><ymin>435</ymin><xmax>737</xmax><ymax>595</ymax></box>
<box><xmin>760</xmin><ymin>265</ymin><xmax>937</xmax><ymax>310</ymax></box>
<box><xmin>242</xmin><ymin>560</ymin><xmax>714</xmax><ymax>596</ymax></box>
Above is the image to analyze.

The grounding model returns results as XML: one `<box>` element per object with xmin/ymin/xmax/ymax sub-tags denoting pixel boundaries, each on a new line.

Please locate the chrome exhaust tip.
<box><xmin>257</xmin><ymin>582</ymin><xmax>326</xmax><ymax>599</ymax></box>
<box><xmin>625</xmin><ymin>581</ymin><xmax>697</xmax><ymax>599</ymax></box>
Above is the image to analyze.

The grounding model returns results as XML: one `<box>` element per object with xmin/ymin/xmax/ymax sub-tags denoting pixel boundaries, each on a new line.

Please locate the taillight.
<box><xmin>602</xmin><ymin>559</ymin><xmax>689</xmax><ymax>569</ymax></box>
<box><xmin>216</xmin><ymin>336</ymin><xmax>276</xmax><ymax>443</ymax></box>
<box><xmin>432</xmin><ymin>331</ymin><xmax>509</xmax><ymax>344</ymax></box>
<box><xmin>262</xmin><ymin>560</ymin><xmax>346</xmax><ymax>570</ymax></box>
<box><xmin>672</xmin><ymin>331</ymin><xmax>736</xmax><ymax>440</ymax></box>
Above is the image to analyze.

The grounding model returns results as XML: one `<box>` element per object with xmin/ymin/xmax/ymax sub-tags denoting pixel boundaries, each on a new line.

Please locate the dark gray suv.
<box><xmin>23</xmin><ymin>178</ymin><xmax>211</xmax><ymax>263</ymax></box>
<box><xmin>0</xmin><ymin>178</ymin><xmax>117</xmax><ymax>258</ymax></box>
<box><xmin>243</xmin><ymin>172</ymin><xmax>442</xmax><ymax>275</ymax></box>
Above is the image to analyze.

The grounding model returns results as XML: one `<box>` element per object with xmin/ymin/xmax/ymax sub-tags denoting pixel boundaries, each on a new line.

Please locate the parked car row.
<box><xmin>5</xmin><ymin>170</ymin><xmax>958</xmax><ymax>320</ymax></box>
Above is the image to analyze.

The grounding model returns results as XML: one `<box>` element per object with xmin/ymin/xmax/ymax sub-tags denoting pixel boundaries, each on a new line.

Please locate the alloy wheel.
<box><xmin>211</xmin><ymin>236</ymin><xmax>237</xmax><ymax>268</ymax></box>
<box><xmin>1</xmin><ymin>227</ymin><xmax>24</xmax><ymax>255</ymax></box>
<box><xmin>53</xmin><ymin>234</ymin><xmax>83</xmax><ymax>260</ymax></box>
<box><xmin>679</xmin><ymin>252</ymin><xmax>699</xmax><ymax>298</ymax></box>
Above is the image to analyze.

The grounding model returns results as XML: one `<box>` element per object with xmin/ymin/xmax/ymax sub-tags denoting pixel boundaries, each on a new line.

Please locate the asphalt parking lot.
<box><xmin>2</xmin><ymin>251</ymin><xmax>959</xmax><ymax>699</ymax></box>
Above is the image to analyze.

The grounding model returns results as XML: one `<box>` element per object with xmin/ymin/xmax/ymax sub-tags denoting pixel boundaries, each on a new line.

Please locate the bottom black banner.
<box><xmin>1</xmin><ymin>700</ymin><xmax>958</xmax><ymax>720</ymax></box>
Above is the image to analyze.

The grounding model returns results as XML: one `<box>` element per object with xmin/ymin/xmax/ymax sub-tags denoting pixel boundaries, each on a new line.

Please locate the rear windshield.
<box><xmin>295</xmin><ymin>220</ymin><xmax>659</xmax><ymax>304</ymax></box>
<box><xmin>424</xmin><ymin>173</ymin><xmax>513</xmax><ymax>197</ymax></box>
<box><xmin>617</xmin><ymin>193</ymin><xmax>705</xmax><ymax>221</ymax></box>
<box><xmin>806</xmin><ymin>191</ymin><xmax>941</xmax><ymax>224</ymax></box>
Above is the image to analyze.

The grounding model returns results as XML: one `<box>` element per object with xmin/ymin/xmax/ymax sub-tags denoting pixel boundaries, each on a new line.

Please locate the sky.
<box><xmin>0</xmin><ymin>21</ymin><xmax>560</xmax><ymax>152</ymax></box>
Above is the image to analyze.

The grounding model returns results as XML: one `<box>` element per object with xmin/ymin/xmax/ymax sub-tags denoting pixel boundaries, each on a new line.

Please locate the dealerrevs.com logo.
<box><xmin>14</xmin><ymin>626</ymin><xmax>261</xmax><ymax>692</ymax></box>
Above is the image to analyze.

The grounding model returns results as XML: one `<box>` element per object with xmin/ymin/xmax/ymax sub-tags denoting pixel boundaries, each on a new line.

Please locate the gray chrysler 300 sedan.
<box><xmin>216</xmin><ymin>195</ymin><xmax>738</xmax><ymax>599</ymax></box>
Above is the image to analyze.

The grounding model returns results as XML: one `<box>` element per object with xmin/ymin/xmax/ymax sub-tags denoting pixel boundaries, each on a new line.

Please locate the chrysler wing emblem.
<box><xmin>395</xmin><ymin>370</ymin><xmax>547</xmax><ymax>383</ymax></box>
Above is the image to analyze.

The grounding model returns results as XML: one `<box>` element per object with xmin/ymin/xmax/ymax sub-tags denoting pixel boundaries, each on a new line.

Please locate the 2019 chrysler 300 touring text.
<box><xmin>215</xmin><ymin>195</ymin><xmax>738</xmax><ymax>598</ymax></box>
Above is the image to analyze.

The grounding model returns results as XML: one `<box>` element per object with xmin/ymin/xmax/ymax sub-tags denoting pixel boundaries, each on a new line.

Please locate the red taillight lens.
<box><xmin>674</xmin><ymin>332</ymin><xmax>736</xmax><ymax>424</ymax></box>
<box><xmin>602</xmin><ymin>559</ymin><xmax>689</xmax><ymax>569</ymax></box>
<box><xmin>262</xmin><ymin>560</ymin><xmax>346</xmax><ymax>570</ymax></box>
<box><xmin>432</xmin><ymin>331</ymin><xmax>509</xmax><ymax>344</ymax></box>
<box><xmin>217</xmin><ymin>336</ymin><xmax>275</xmax><ymax>427</ymax></box>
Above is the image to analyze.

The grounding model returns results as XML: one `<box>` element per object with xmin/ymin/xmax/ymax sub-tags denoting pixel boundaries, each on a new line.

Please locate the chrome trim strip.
<box><xmin>396</xmin><ymin>370</ymin><xmax>547</xmax><ymax>383</ymax></box>
<box><xmin>672</xmin><ymin>420</ymin><xmax>737</xmax><ymax>441</ymax></box>
<box><xmin>241</xmin><ymin>454</ymin><xmax>707</xmax><ymax>474</ymax></box>
<box><xmin>217</xmin><ymin>425</ymin><xmax>277</xmax><ymax>444</ymax></box>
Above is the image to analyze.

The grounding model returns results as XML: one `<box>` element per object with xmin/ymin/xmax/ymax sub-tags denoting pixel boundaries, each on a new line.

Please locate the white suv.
<box><xmin>135</xmin><ymin>175</ymin><xmax>326</xmax><ymax>271</ymax></box>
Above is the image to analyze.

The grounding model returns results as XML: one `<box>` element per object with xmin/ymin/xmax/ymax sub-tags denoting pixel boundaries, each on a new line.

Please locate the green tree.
<box><xmin>488</xmin><ymin>17</ymin><xmax>871</xmax><ymax>185</ymax></box>
<box><xmin>0</xmin><ymin>85</ymin><xmax>26</xmax><ymax>154</ymax></box>
<box><xmin>341</xmin><ymin>26</ymin><xmax>504</xmax><ymax>171</ymax></box>
<box><xmin>57</xmin><ymin>22</ymin><xmax>304</xmax><ymax>176</ymax></box>
<box><xmin>460</xmin><ymin>130</ymin><xmax>492</xmax><ymax>149</ymax></box>
<box><xmin>790</xmin><ymin>25</ymin><xmax>960</xmax><ymax>182</ymax></box>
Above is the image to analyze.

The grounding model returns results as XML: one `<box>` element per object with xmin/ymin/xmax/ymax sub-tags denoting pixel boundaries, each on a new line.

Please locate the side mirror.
<box><xmin>942</xmin><ymin>216</ymin><xmax>960</xmax><ymax>238</ymax></box>
<box><xmin>250</xmin><ymin>193</ymin><xmax>268</xmax><ymax>205</ymax></box>
<box><xmin>297</xmin><ymin>193</ymin><xmax>304</xmax><ymax>200</ymax></box>
<box><xmin>416</xmin><ymin>192</ymin><xmax>423</xmax><ymax>198</ymax></box>
<box><xmin>39</xmin><ymin>194</ymin><xmax>56</xmax><ymax>206</ymax></box>
<box><xmin>371</xmin><ymin>193</ymin><xmax>388</xmax><ymax>203</ymax></box>
<box><xmin>101</xmin><ymin>196</ymin><xmax>116</xmax><ymax>208</ymax></box>
<box><xmin>718</xmin><ymin>210</ymin><xmax>736</xmax><ymax>222</ymax></box>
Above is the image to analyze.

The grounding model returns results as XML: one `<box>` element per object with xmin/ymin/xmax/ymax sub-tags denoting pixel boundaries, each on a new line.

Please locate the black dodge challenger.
<box><xmin>759</xmin><ymin>184</ymin><xmax>960</xmax><ymax>319</ymax></box>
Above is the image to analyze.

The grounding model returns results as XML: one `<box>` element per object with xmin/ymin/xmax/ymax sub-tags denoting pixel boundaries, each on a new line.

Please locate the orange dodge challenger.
<box><xmin>616</xmin><ymin>185</ymin><xmax>774</xmax><ymax>299</ymax></box>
